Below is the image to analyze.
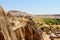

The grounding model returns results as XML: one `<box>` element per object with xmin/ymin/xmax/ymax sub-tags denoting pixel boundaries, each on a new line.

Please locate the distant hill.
<box><xmin>34</xmin><ymin>14</ymin><xmax>60</xmax><ymax>18</ymax></box>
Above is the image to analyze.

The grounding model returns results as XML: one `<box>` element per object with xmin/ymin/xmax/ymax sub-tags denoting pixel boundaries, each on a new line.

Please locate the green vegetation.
<box><xmin>43</xmin><ymin>18</ymin><xmax>60</xmax><ymax>25</ymax></box>
<box><xmin>32</xmin><ymin>18</ymin><xmax>60</xmax><ymax>33</ymax></box>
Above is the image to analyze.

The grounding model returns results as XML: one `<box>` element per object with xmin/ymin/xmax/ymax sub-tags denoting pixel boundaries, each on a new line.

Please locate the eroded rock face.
<box><xmin>7</xmin><ymin>10</ymin><xmax>42</xmax><ymax>40</ymax></box>
<box><xmin>0</xmin><ymin>6</ymin><xmax>42</xmax><ymax>40</ymax></box>
<box><xmin>8</xmin><ymin>17</ymin><xmax>28</xmax><ymax>40</ymax></box>
<box><xmin>0</xmin><ymin>6</ymin><xmax>17</xmax><ymax>40</ymax></box>
<box><xmin>0</xmin><ymin>6</ymin><xmax>6</xmax><ymax>40</ymax></box>
<box><xmin>25</xmin><ymin>19</ymin><xmax>41</xmax><ymax>40</ymax></box>
<box><xmin>7</xmin><ymin>11</ymin><xmax>42</xmax><ymax>40</ymax></box>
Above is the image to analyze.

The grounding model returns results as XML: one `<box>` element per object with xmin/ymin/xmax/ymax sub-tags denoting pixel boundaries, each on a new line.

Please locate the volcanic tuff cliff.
<box><xmin>0</xmin><ymin>6</ymin><xmax>43</xmax><ymax>40</ymax></box>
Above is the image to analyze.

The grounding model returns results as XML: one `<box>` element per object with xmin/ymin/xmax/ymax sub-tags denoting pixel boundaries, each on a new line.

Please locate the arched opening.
<box><xmin>0</xmin><ymin>32</ymin><xmax>5</xmax><ymax>40</ymax></box>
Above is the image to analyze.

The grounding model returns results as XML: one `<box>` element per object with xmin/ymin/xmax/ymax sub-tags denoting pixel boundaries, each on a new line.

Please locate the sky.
<box><xmin>0</xmin><ymin>0</ymin><xmax>60</xmax><ymax>15</ymax></box>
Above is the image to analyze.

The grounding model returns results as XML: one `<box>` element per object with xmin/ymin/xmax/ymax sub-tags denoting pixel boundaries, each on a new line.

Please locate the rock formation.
<box><xmin>0</xmin><ymin>6</ymin><xmax>17</xmax><ymax>40</ymax></box>
<box><xmin>0</xmin><ymin>6</ymin><xmax>43</xmax><ymax>40</ymax></box>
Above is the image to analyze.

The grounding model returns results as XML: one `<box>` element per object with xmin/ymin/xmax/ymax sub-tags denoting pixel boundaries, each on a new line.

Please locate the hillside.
<box><xmin>0</xmin><ymin>6</ymin><xmax>60</xmax><ymax>40</ymax></box>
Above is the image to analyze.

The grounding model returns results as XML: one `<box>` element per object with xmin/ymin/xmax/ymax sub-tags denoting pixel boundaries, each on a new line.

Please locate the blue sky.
<box><xmin>0</xmin><ymin>0</ymin><xmax>60</xmax><ymax>15</ymax></box>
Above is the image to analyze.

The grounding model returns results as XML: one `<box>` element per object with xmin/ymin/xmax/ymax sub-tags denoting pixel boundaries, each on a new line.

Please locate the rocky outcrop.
<box><xmin>0</xmin><ymin>6</ymin><xmax>43</xmax><ymax>40</ymax></box>
<box><xmin>7</xmin><ymin>10</ymin><xmax>33</xmax><ymax>19</ymax></box>
<box><xmin>0</xmin><ymin>6</ymin><xmax>17</xmax><ymax>40</ymax></box>
<box><xmin>7</xmin><ymin>10</ymin><xmax>28</xmax><ymax>18</ymax></box>
<box><xmin>7</xmin><ymin>10</ymin><xmax>43</xmax><ymax>40</ymax></box>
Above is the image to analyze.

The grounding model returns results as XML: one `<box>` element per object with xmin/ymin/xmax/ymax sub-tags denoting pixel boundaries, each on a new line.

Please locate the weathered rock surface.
<box><xmin>0</xmin><ymin>6</ymin><xmax>17</xmax><ymax>40</ymax></box>
<box><xmin>0</xmin><ymin>6</ymin><xmax>42</xmax><ymax>40</ymax></box>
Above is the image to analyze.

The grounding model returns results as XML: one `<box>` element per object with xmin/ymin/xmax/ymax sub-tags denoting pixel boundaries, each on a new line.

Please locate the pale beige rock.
<box><xmin>0</xmin><ymin>6</ymin><xmax>17</xmax><ymax>40</ymax></box>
